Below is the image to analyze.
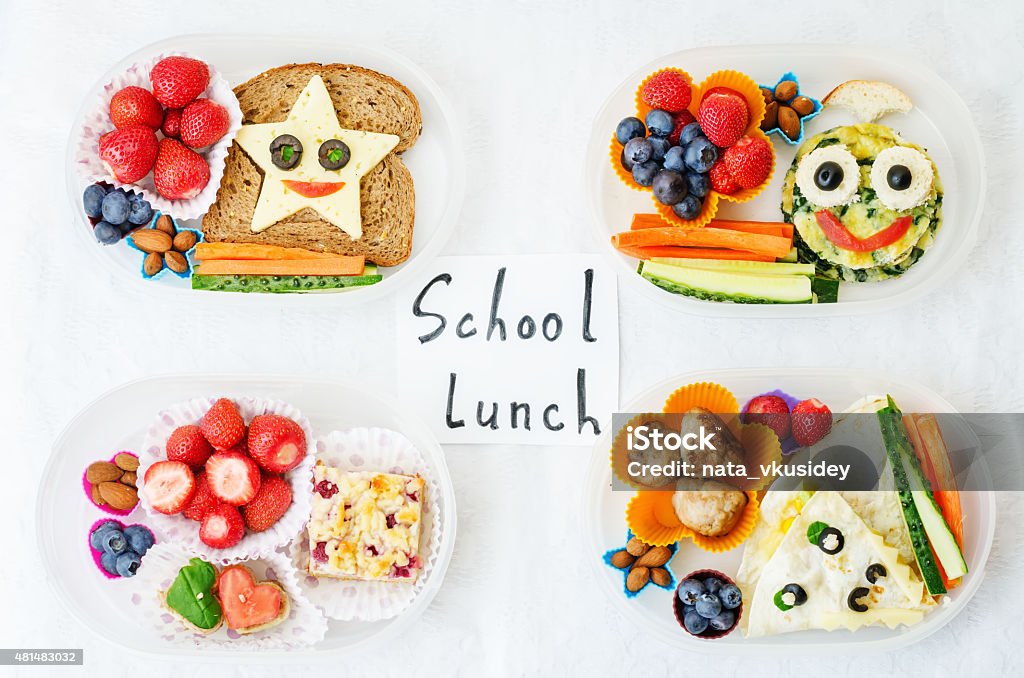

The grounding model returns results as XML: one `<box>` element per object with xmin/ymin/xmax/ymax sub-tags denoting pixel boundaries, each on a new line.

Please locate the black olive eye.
<box><xmin>847</xmin><ymin>587</ymin><xmax>870</xmax><ymax>612</ymax></box>
<box><xmin>816</xmin><ymin>526</ymin><xmax>845</xmax><ymax>554</ymax></box>
<box><xmin>782</xmin><ymin>583</ymin><xmax>807</xmax><ymax>606</ymax></box>
<box><xmin>865</xmin><ymin>563</ymin><xmax>887</xmax><ymax>583</ymax></box>
<box><xmin>814</xmin><ymin>161</ymin><xmax>844</xmax><ymax>191</ymax></box>
<box><xmin>886</xmin><ymin>164</ymin><xmax>912</xmax><ymax>191</ymax></box>
<box><xmin>270</xmin><ymin>135</ymin><xmax>302</xmax><ymax>170</ymax></box>
<box><xmin>319</xmin><ymin>139</ymin><xmax>351</xmax><ymax>170</ymax></box>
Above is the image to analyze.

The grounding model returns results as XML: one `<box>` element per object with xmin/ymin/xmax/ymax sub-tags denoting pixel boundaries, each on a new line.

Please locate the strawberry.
<box><xmin>722</xmin><ymin>135</ymin><xmax>773</xmax><ymax>189</ymax></box>
<box><xmin>182</xmin><ymin>470</ymin><xmax>220</xmax><ymax>521</ymax></box>
<box><xmin>180</xmin><ymin>98</ymin><xmax>230</xmax><ymax>149</ymax></box>
<box><xmin>641</xmin><ymin>70</ymin><xmax>692</xmax><ymax>113</ymax></box>
<box><xmin>199</xmin><ymin>503</ymin><xmax>245</xmax><ymax>549</ymax></box>
<box><xmin>667</xmin><ymin>110</ymin><xmax>697</xmax><ymax>145</ymax></box>
<box><xmin>98</xmin><ymin>127</ymin><xmax>158</xmax><ymax>184</ymax></box>
<box><xmin>697</xmin><ymin>89</ymin><xmax>749</xmax><ymax>147</ymax></box>
<box><xmin>162</xmin><ymin>108</ymin><xmax>182</xmax><ymax>139</ymax></box>
<box><xmin>791</xmin><ymin>398</ymin><xmax>833</xmax><ymax>447</ymax></box>
<box><xmin>743</xmin><ymin>395</ymin><xmax>791</xmax><ymax>441</ymax></box>
<box><xmin>200</xmin><ymin>398</ymin><xmax>246</xmax><ymax>449</ymax></box>
<box><xmin>247</xmin><ymin>414</ymin><xmax>307</xmax><ymax>473</ymax></box>
<box><xmin>142</xmin><ymin>460</ymin><xmax>195</xmax><ymax>514</ymax></box>
<box><xmin>166</xmin><ymin>424</ymin><xmax>213</xmax><ymax>468</ymax></box>
<box><xmin>242</xmin><ymin>475</ymin><xmax>293</xmax><ymax>532</ymax></box>
<box><xmin>153</xmin><ymin>138</ymin><xmax>210</xmax><ymax>200</ymax></box>
<box><xmin>205</xmin><ymin>451</ymin><xmax>262</xmax><ymax>506</ymax></box>
<box><xmin>150</xmin><ymin>56</ymin><xmax>209</xmax><ymax>109</ymax></box>
<box><xmin>109</xmin><ymin>86</ymin><xmax>164</xmax><ymax>130</ymax></box>
<box><xmin>709</xmin><ymin>160</ymin><xmax>739</xmax><ymax>195</ymax></box>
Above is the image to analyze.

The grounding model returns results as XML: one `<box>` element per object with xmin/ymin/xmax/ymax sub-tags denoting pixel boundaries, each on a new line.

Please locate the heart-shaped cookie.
<box><xmin>217</xmin><ymin>564</ymin><xmax>289</xmax><ymax>634</ymax></box>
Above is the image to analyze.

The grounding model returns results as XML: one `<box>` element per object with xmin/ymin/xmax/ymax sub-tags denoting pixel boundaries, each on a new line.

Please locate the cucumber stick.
<box><xmin>192</xmin><ymin>273</ymin><xmax>382</xmax><ymax>293</ymax></box>
<box><xmin>640</xmin><ymin>261</ymin><xmax>811</xmax><ymax>304</ymax></box>
<box><xmin>649</xmin><ymin>258</ymin><xmax>816</xmax><ymax>278</ymax></box>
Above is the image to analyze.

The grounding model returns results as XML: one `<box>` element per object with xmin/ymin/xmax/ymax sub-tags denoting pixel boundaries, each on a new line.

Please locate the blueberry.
<box><xmin>615</xmin><ymin>117</ymin><xmax>646</xmax><ymax>145</ymax></box>
<box><xmin>678</xmin><ymin>122</ymin><xmax>704</xmax><ymax>147</ymax></box>
<box><xmin>119</xmin><ymin>222</ymin><xmax>137</xmax><ymax>236</ymax></box>
<box><xmin>623</xmin><ymin>137</ymin><xmax>653</xmax><ymax>165</ymax></box>
<box><xmin>115</xmin><ymin>550</ymin><xmax>142</xmax><ymax>578</ymax></box>
<box><xmin>631</xmin><ymin>160</ymin><xmax>659</xmax><ymax>187</ymax></box>
<box><xmin>684</xmin><ymin>137</ymin><xmax>718</xmax><ymax>173</ymax></box>
<box><xmin>695</xmin><ymin>592</ymin><xmax>722</xmax><ymax>619</ymax></box>
<box><xmin>83</xmin><ymin>184</ymin><xmax>108</xmax><ymax>218</ymax></box>
<box><xmin>99</xmin><ymin>528</ymin><xmax>127</xmax><ymax>555</ymax></box>
<box><xmin>648</xmin><ymin>136</ymin><xmax>671</xmax><ymax>163</ymax></box>
<box><xmin>100</xmin><ymin>552</ymin><xmax>119</xmax><ymax>576</ymax></box>
<box><xmin>94</xmin><ymin>221</ymin><xmax>121</xmax><ymax>245</ymax></box>
<box><xmin>89</xmin><ymin>522</ymin><xmax>120</xmax><ymax>551</ymax></box>
<box><xmin>672</xmin><ymin>195</ymin><xmax>703</xmax><ymax>220</ymax></box>
<box><xmin>709</xmin><ymin>609</ymin><xmax>735</xmax><ymax>631</ymax></box>
<box><xmin>685</xmin><ymin>171</ymin><xmax>710</xmax><ymax>198</ymax></box>
<box><xmin>663</xmin><ymin>146</ymin><xmax>686</xmax><ymax>172</ymax></box>
<box><xmin>124</xmin><ymin>525</ymin><xmax>155</xmax><ymax>556</ymax></box>
<box><xmin>645</xmin><ymin>109</ymin><xmax>674</xmax><ymax>138</ymax></box>
<box><xmin>620</xmin><ymin>149</ymin><xmax>634</xmax><ymax>171</ymax></box>
<box><xmin>703</xmin><ymin>577</ymin><xmax>724</xmax><ymax>594</ymax></box>
<box><xmin>719</xmin><ymin>584</ymin><xmax>742</xmax><ymax>610</ymax></box>
<box><xmin>652</xmin><ymin>169</ymin><xmax>688</xmax><ymax>205</ymax></box>
<box><xmin>100</xmin><ymin>190</ymin><xmax>130</xmax><ymax>225</ymax></box>
<box><xmin>127</xmin><ymin>194</ymin><xmax>153</xmax><ymax>225</ymax></box>
<box><xmin>683</xmin><ymin>610</ymin><xmax>709</xmax><ymax>635</ymax></box>
<box><xmin>677</xmin><ymin>578</ymin><xmax>705</xmax><ymax>606</ymax></box>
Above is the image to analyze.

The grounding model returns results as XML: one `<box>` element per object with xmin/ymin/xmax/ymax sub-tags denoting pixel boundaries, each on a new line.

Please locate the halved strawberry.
<box><xmin>182</xmin><ymin>470</ymin><xmax>220</xmax><ymax>521</ymax></box>
<box><xmin>242</xmin><ymin>475</ymin><xmax>293</xmax><ymax>532</ymax></box>
<box><xmin>166</xmin><ymin>424</ymin><xmax>213</xmax><ymax>468</ymax></box>
<box><xmin>200</xmin><ymin>398</ymin><xmax>245</xmax><ymax>449</ymax></box>
<box><xmin>247</xmin><ymin>414</ymin><xmax>307</xmax><ymax>473</ymax></box>
<box><xmin>205</xmin><ymin>451</ymin><xmax>261</xmax><ymax>506</ymax></box>
<box><xmin>98</xmin><ymin>126</ymin><xmax>158</xmax><ymax>184</ymax></box>
<box><xmin>199</xmin><ymin>503</ymin><xmax>245</xmax><ymax>549</ymax></box>
<box><xmin>109</xmin><ymin>86</ymin><xmax>164</xmax><ymax>130</ymax></box>
<box><xmin>142</xmin><ymin>460</ymin><xmax>195</xmax><ymax>514</ymax></box>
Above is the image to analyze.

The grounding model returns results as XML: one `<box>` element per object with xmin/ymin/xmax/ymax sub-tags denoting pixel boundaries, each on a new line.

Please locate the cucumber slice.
<box><xmin>640</xmin><ymin>261</ymin><xmax>811</xmax><ymax>304</ymax></box>
<box><xmin>650</xmin><ymin>258</ymin><xmax>816</xmax><ymax>278</ymax></box>
<box><xmin>192</xmin><ymin>273</ymin><xmax>383</xmax><ymax>293</ymax></box>
<box><xmin>811</xmin><ymin>277</ymin><xmax>841</xmax><ymax>304</ymax></box>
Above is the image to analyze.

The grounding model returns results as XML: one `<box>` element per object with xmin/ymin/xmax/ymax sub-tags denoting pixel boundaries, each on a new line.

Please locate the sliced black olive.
<box><xmin>816</xmin><ymin>526</ymin><xmax>845</xmax><ymax>554</ymax></box>
<box><xmin>782</xmin><ymin>583</ymin><xmax>807</xmax><ymax>606</ymax></box>
<box><xmin>865</xmin><ymin>563</ymin><xmax>887</xmax><ymax>584</ymax></box>
<box><xmin>319</xmin><ymin>139</ymin><xmax>351</xmax><ymax>170</ymax></box>
<box><xmin>270</xmin><ymin>134</ymin><xmax>302</xmax><ymax>170</ymax></box>
<box><xmin>886</xmin><ymin>164</ymin><xmax>912</xmax><ymax>191</ymax></box>
<box><xmin>814</xmin><ymin>161</ymin><xmax>844</xmax><ymax>191</ymax></box>
<box><xmin>847</xmin><ymin>586</ymin><xmax>870</xmax><ymax>612</ymax></box>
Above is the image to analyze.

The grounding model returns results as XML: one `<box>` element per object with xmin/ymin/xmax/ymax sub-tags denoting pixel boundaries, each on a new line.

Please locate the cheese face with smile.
<box><xmin>234</xmin><ymin>75</ymin><xmax>400</xmax><ymax>239</ymax></box>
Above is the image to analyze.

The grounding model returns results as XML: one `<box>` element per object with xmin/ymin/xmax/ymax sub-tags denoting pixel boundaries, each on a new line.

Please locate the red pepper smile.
<box><xmin>281</xmin><ymin>179</ymin><xmax>346</xmax><ymax>198</ymax></box>
<box><xmin>815</xmin><ymin>210</ymin><xmax>913</xmax><ymax>252</ymax></box>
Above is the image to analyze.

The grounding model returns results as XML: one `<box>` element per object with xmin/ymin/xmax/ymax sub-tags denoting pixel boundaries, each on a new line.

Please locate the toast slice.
<box><xmin>822</xmin><ymin>80</ymin><xmax>912</xmax><ymax>123</ymax></box>
<box><xmin>202</xmin><ymin>63</ymin><xmax>421</xmax><ymax>267</ymax></box>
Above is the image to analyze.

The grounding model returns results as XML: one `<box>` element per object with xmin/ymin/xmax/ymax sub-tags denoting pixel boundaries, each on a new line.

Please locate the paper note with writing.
<box><xmin>396</xmin><ymin>255</ymin><xmax>619</xmax><ymax>445</ymax></box>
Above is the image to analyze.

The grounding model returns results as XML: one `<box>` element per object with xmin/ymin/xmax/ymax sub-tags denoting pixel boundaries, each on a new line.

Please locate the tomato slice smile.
<box><xmin>281</xmin><ymin>180</ymin><xmax>346</xmax><ymax>198</ymax></box>
<box><xmin>814</xmin><ymin>210</ymin><xmax>913</xmax><ymax>252</ymax></box>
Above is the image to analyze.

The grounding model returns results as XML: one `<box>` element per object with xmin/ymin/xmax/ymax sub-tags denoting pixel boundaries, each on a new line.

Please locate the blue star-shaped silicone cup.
<box><xmin>125</xmin><ymin>211</ymin><xmax>202</xmax><ymax>280</ymax></box>
<box><xmin>603</xmin><ymin>530</ymin><xmax>678</xmax><ymax>599</ymax></box>
<box><xmin>760</xmin><ymin>71</ymin><xmax>821</xmax><ymax>145</ymax></box>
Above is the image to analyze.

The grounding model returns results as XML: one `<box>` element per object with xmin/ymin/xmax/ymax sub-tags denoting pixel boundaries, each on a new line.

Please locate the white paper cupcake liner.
<box><xmin>126</xmin><ymin>543</ymin><xmax>327</xmax><ymax>649</ymax></box>
<box><xmin>137</xmin><ymin>396</ymin><xmax>315</xmax><ymax>563</ymax></box>
<box><xmin>74</xmin><ymin>51</ymin><xmax>243</xmax><ymax>220</ymax></box>
<box><xmin>289</xmin><ymin>427</ymin><xmax>444</xmax><ymax>621</ymax></box>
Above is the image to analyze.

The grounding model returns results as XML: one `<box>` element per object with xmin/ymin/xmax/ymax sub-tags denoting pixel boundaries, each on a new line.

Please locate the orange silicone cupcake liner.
<box><xmin>626</xmin><ymin>488</ymin><xmax>760</xmax><ymax>552</ymax></box>
<box><xmin>653</xmin><ymin>191</ymin><xmax>719</xmax><ymax>229</ymax></box>
<box><xmin>663</xmin><ymin>381</ymin><xmax>739</xmax><ymax>419</ymax></box>
<box><xmin>610</xmin><ymin>412</ymin><xmax>684</xmax><ymax>490</ymax></box>
<box><xmin>736</xmin><ymin>422</ymin><xmax>783</xmax><ymax>492</ymax></box>
<box><xmin>685</xmin><ymin>491</ymin><xmax>760</xmax><ymax>553</ymax></box>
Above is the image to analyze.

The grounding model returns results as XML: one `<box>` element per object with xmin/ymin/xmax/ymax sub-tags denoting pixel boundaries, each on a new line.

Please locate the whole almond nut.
<box><xmin>759</xmin><ymin>87</ymin><xmax>774</xmax><ymax>105</ymax></box>
<box><xmin>650</xmin><ymin>567</ymin><xmax>671</xmax><ymax>587</ymax></box>
<box><xmin>610</xmin><ymin>550</ymin><xmax>635</xmax><ymax>569</ymax></box>
<box><xmin>91</xmin><ymin>484</ymin><xmax>106</xmax><ymax>506</ymax></box>
<box><xmin>155</xmin><ymin>214</ymin><xmax>176</xmax><ymax>236</ymax></box>
<box><xmin>761</xmin><ymin>101</ymin><xmax>779</xmax><ymax>131</ymax></box>
<box><xmin>635</xmin><ymin>545</ymin><xmax>672</xmax><ymax>568</ymax></box>
<box><xmin>778</xmin><ymin>105</ymin><xmax>801</xmax><ymax>140</ymax></box>
<box><xmin>86</xmin><ymin>461</ymin><xmax>123</xmax><ymax>484</ymax></box>
<box><xmin>165</xmin><ymin>251</ymin><xmax>188</xmax><ymax>274</ymax></box>
<box><xmin>625</xmin><ymin>537</ymin><xmax>650</xmax><ymax>557</ymax></box>
<box><xmin>172</xmin><ymin>231</ymin><xmax>197</xmax><ymax>252</ymax></box>
<box><xmin>143</xmin><ymin>252</ymin><xmax>163</xmax><ymax>277</ymax></box>
<box><xmin>790</xmin><ymin>96</ymin><xmax>815</xmax><ymax>116</ymax></box>
<box><xmin>133</xmin><ymin>229</ymin><xmax>173</xmax><ymax>254</ymax></box>
<box><xmin>114</xmin><ymin>452</ymin><xmax>139</xmax><ymax>471</ymax></box>
<box><xmin>774</xmin><ymin>80</ymin><xmax>798</xmax><ymax>102</ymax></box>
<box><xmin>626</xmin><ymin>566</ymin><xmax>650</xmax><ymax>592</ymax></box>
<box><xmin>97</xmin><ymin>481</ymin><xmax>138</xmax><ymax>511</ymax></box>
<box><xmin>121</xmin><ymin>471</ymin><xmax>137</xmax><ymax>488</ymax></box>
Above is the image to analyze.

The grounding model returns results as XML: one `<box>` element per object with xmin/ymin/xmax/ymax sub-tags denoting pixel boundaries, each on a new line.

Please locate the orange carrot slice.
<box><xmin>615</xmin><ymin>244</ymin><xmax>774</xmax><ymax>261</ymax></box>
<box><xmin>612</xmin><ymin>227</ymin><xmax>792</xmax><ymax>259</ymax></box>
<box><xmin>194</xmin><ymin>257</ymin><xmax>365</xmax><ymax>276</ymax></box>
<box><xmin>630</xmin><ymin>214</ymin><xmax>794</xmax><ymax>239</ymax></box>
<box><xmin>196</xmin><ymin>243</ymin><xmax>355</xmax><ymax>261</ymax></box>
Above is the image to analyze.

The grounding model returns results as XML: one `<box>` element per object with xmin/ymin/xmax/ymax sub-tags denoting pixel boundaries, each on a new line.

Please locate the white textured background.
<box><xmin>3</xmin><ymin>0</ymin><xmax>1023</xmax><ymax>675</ymax></box>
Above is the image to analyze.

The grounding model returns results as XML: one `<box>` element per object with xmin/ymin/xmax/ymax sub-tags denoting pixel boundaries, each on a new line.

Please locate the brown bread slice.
<box><xmin>201</xmin><ymin>63</ymin><xmax>420</xmax><ymax>267</ymax></box>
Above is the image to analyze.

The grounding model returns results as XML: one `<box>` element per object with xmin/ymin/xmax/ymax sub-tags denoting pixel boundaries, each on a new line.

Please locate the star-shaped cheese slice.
<box><xmin>234</xmin><ymin>74</ymin><xmax>400</xmax><ymax>240</ymax></box>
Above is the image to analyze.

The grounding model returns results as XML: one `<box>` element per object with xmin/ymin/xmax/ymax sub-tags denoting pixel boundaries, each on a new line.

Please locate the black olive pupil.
<box><xmin>270</xmin><ymin>134</ymin><xmax>302</xmax><ymax>170</ymax></box>
<box><xmin>814</xmin><ymin>161</ymin><xmax>844</xmax><ymax>191</ymax></box>
<box><xmin>816</xmin><ymin>527</ymin><xmax>845</xmax><ymax>554</ymax></box>
<box><xmin>865</xmin><ymin>563</ymin><xmax>887</xmax><ymax>583</ymax></box>
<box><xmin>847</xmin><ymin>587</ymin><xmax>870</xmax><ymax>612</ymax></box>
<box><xmin>887</xmin><ymin>164</ymin><xmax>912</xmax><ymax>191</ymax></box>
<box><xmin>782</xmin><ymin>583</ymin><xmax>807</xmax><ymax>606</ymax></box>
<box><xmin>319</xmin><ymin>139</ymin><xmax>351</xmax><ymax>170</ymax></box>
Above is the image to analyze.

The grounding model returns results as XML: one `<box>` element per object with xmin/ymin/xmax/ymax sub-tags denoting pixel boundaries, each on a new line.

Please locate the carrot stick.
<box><xmin>194</xmin><ymin>257</ymin><xmax>365</xmax><ymax>276</ymax></box>
<box><xmin>612</xmin><ymin>227</ymin><xmax>792</xmax><ymax>259</ymax></box>
<box><xmin>615</xmin><ymin>244</ymin><xmax>774</xmax><ymax>262</ymax></box>
<box><xmin>196</xmin><ymin>243</ymin><xmax>352</xmax><ymax>261</ymax></box>
<box><xmin>914</xmin><ymin>415</ymin><xmax>964</xmax><ymax>549</ymax></box>
<box><xmin>629</xmin><ymin>214</ymin><xmax>794</xmax><ymax>239</ymax></box>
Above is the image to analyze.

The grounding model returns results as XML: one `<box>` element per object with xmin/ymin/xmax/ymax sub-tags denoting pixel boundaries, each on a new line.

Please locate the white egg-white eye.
<box><xmin>795</xmin><ymin>145</ymin><xmax>861</xmax><ymax>208</ymax></box>
<box><xmin>869</xmin><ymin>146</ymin><xmax>934</xmax><ymax>211</ymax></box>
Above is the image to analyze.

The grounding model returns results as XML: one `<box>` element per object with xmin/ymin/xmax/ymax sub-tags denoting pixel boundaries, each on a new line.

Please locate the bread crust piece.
<box><xmin>202</xmin><ymin>63</ymin><xmax>419</xmax><ymax>267</ymax></box>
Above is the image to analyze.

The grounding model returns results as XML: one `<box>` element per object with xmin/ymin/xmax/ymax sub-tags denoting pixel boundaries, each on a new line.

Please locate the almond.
<box><xmin>155</xmin><ymin>214</ymin><xmax>176</xmax><ymax>236</ymax></box>
<box><xmin>172</xmin><ymin>230</ymin><xmax>197</xmax><ymax>252</ymax></box>
<box><xmin>774</xmin><ymin>80</ymin><xmax>798</xmax><ymax>102</ymax></box>
<box><xmin>650</xmin><ymin>567</ymin><xmax>671</xmax><ymax>587</ymax></box>
<box><xmin>97</xmin><ymin>481</ymin><xmax>138</xmax><ymax>510</ymax></box>
<box><xmin>114</xmin><ymin>453</ymin><xmax>139</xmax><ymax>471</ymax></box>
<box><xmin>625</xmin><ymin>537</ymin><xmax>650</xmax><ymax>557</ymax></box>
<box><xmin>143</xmin><ymin>252</ymin><xmax>164</xmax><ymax>277</ymax></box>
<box><xmin>626</xmin><ymin>566</ymin><xmax>650</xmax><ymax>592</ymax></box>
<box><xmin>635</xmin><ymin>545</ymin><xmax>672</xmax><ymax>568</ymax></box>
<box><xmin>759</xmin><ymin>87</ymin><xmax>774</xmax><ymax>105</ymax></box>
<box><xmin>778</xmin><ymin>105</ymin><xmax>801</xmax><ymax>140</ymax></box>
<box><xmin>165</xmin><ymin>251</ymin><xmax>188</xmax><ymax>274</ymax></box>
<box><xmin>133</xmin><ymin>229</ymin><xmax>173</xmax><ymax>254</ymax></box>
<box><xmin>790</xmin><ymin>96</ymin><xmax>815</xmax><ymax>117</ymax></box>
<box><xmin>610</xmin><ymin>550</ymin><xmax>635</xmax><ymax>569</ymax></box>
<box><xmin>121</xmin><ymin>471</ymin><xmax>137</xmax><ymax>488</ymax></box>
<box><xmin>86</xmin><ymin>461</ymin><xmax>123</xmax><ymax>484</ymax></box>
<box><xmin>761</xmin><ymin>101</ymin><xmax>779</xmax><ymax>131</ymax></box>
<box><xmin>90</xmin><ymin>484</ymin><xmax>106</xmax><ymax>506</ymax></box>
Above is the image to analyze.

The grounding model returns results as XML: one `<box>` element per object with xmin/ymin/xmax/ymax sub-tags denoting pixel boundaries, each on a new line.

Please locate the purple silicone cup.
<box><xmin>741</xmin><ymin>390</ymin><xmax>803</xmax><ymax>455</ymax></box>
<box><xmin>87</xmin><ymin>518</ymin><xmax>155</xmax><ymax>580</ymax></box>
<box><xmin>82</xmin><ymin>451</ymin><xmax>139</xmax><ymax>516</ymax></box>
<box><xmin>672</xmin><ymin>569</ymin><xmax>743</xmax><ymax>640</ymax></box>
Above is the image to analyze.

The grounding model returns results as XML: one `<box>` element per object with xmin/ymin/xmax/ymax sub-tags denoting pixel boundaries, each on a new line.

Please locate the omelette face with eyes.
<box><xmin>781</xmin><ymin>124</ymin><xmax>943</xmax><ymax>283</ymax></box>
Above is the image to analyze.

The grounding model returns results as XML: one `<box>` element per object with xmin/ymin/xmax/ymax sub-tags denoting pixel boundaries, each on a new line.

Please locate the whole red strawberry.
<box><xmin>200</xmin><ymin>398</ymin><xmax>246</xmax><ymax>449</ymax></box>
<box><xmin>743</xmin><ymin>395</ymin><xmax>791</xmax><ymax>441</ymax></box>
<box><xmin>791</xmin><ymin>398</ymin><xmax>833</xmax><ymax>447</ymax></box>
<box><xmin>182</xmin><ymin>470</ymin><xmax>220</xmax><ymax>521</ymax></box>
<box><xmin>153</xmin><ymin>138</ymin><xmax>210</xmax><ymax>200</ymax></box>
<box><xmin>709</xmin><ymin>160</ymin><xmax>739</xmax><ymax>195</ymax></box>
<box><xmin>199</xmin><ymin>503</ymin><xmax>245</xmax><ymax>549</ymax></box>
<box><xmin>242</xmin><ymin>475</ymin><xmax>293</xmax><ymax>532</ymax></box>
<box><xmin>722</xmin><ymin>135</ymin><xmax>773</xmax><ymax>189</ymax></box>
<box><xmin>667</xmin><ymin>110</ymin><xmax>697</xmax><ymax>145</ymax></box>
<box><xmin>247</xmin><ymin>414</ymin><xmax>307</xmax><ymax>473</ymax></box>
<box><xmin>166</xmin><ymin>424</ymin><xmax>213</xmax><ymax>468</ymax></box>
<box><xmin>162</xmin><ymin>108</ymin><xmax>182</xmax><ymax>139</ymax></box>
<box><xmin>150</xmin><ymin>56</ymin><xmax>210</xmax><ymax>109</ymax></box>
<box><xmin>109</xmin><ymin>86</ymin><xmax>164</xmax><ymax>130</ymax></box>
<box><xmin>698</xmin><ymin>89</ymin><xmax>749</xmax><ymax>147</ymax></box>
<box><xmin>98</xmin><ymin>126</ymin><xmax>158</xmax><ymax>184</ymax></box>
<box><xmin>641</xmin><ymin>70</ymin><xmax>692</xmax><ymax>114</ymax></box>
<box><xmin>180</xmin><ymin>98</ymin><xmax>230</xmax><ymax>149</ymax></box>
